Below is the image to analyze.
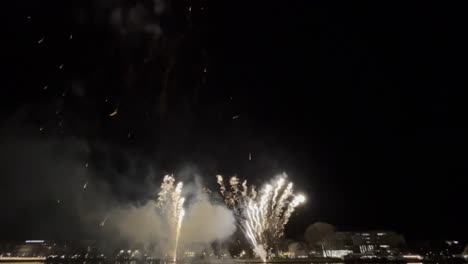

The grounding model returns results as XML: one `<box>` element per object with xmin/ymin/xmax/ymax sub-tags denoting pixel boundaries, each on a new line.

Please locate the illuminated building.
<box><xmin>319</xmin><ymin>231</ymin><xmax>406</xmax><ymax>258</ymax></box>
<box><xmin>351</xmin><ymin>231</ymin><xmax>406</xmax><ymax>253</ymax></box>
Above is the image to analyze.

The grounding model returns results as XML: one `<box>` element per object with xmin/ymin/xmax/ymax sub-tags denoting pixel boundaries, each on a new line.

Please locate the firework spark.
<box><xmin>157</xmin><ymin>175</ymin><xmax>186</xmax><ymax>261</ymax></box>
<box><xmin>173</xmin><ymin>198</ymin><xmax>185</xmax><ymax>261</ymax></box>
<box><xmin>99</xmin><ymin>216</ymin><xmax>108</xmax><ymax>227</ymax></box>
<box><xmin>217</xmin><ymin>173</ymin><xmax>305</xmax><ymax>261</ymax></box>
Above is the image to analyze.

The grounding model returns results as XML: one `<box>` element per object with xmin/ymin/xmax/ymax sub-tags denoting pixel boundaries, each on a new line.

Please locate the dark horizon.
<box><xmin>2</xmin><ymin>0</ymin><xmax>466</xmax><ymax>242</ymax></box>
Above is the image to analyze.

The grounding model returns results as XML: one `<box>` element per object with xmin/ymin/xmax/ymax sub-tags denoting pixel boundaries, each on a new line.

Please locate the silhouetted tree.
<box><xmin>304</xmin><ymin>222</ymin><xmax>336</xmax><ymax>248</ymax></box>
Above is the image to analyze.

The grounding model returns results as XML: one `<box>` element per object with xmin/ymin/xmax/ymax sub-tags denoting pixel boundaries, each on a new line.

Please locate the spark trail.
<box><xmin>217</xmin><ymin>173</ymin><xmax>305</xmax><ymax>261</ymax></box>
<box><xmin>173</xmin><ymin>198</ymin><xmax>185</xmax><ymax>261</ymax></box>
<box><xmin>157</xmin><ymin>175</ymin><xmax>186</xmax><ymax>261</ymax></box>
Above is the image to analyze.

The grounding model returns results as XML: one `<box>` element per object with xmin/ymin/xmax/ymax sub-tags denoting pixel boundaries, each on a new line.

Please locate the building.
<box><xmin>0</xmin><ymin>240</ymin><xmax>102</xmax><ymax>259</ymax></box>
<box><xmin>320</xmin><ymin>232</ymin><xmax>354</xmax><ymax>258</ymax></box>
<box><xmin>319</xmin><ymin>231</ymin><xmax>406</xmax><ymax>258</ymax></box>
<box><xmin>352</xmin><ymin>231</ymin><xmax>406</xmax><ymax>253</ymax></box>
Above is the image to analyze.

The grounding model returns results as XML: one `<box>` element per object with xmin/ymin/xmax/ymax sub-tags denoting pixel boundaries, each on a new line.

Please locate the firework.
<box><xmin>157</xmin><ymin>175</ymin><xmax>186</xmax><ymax>261</ymax></box>
<box><xmin>173</xmin><ymin>198</ymin><xmax>185</xmax><ymax>261</ymax></box>
<box><xmin>217</xmin><ymin>173</ymin><xmax>305</xmax><ymax>261</ymax></box>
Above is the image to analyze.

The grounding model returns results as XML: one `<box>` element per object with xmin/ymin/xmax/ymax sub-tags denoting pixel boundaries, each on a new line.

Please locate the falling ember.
<box><xmin>232</xmin><ymin>115</ymin><xmax>240</xmax><ymax>119</ymax></box>
<box><xmin>38</xmin><ymin>37</ymin><xmax>45</xmax><ymax>44</ymax></box>
<box><xmin>109</xmin><ymin>106</ymin><xmax>119</xmax><ymax>117</ymax></box>
<box><xmin>83</xmin><ymin>182</ymin><xmax>88</xmax><ymax>189</ymax></box>
<box><xmin>99</xmin><ymin>216</ymin><xmax>108</xmax><ymax>227</ymax></box>
<box><xmin>217</xmin><ymin>173</ymin><xmax>305</xmax><ymax>260</ymax></box>
<box><xmin>58</xmin><ymin>64</ymin><xmax>64</xmax><ymax>69</ymax></box>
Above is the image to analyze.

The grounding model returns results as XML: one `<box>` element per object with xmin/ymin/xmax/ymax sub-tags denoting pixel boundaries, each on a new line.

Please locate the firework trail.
<box><xmin>173</xmin><ymin>198</ymin><xmax>185</xmax><ymax>262</ymax></box>
<box><xmin>217</xmin><ymin>173</ymin><xmax>305</xmax><ymax>261</ymax></box>
<box><xmin>157</xmin><ymin>175</ymin><xmax>186</xmax><ymax>261</ymax></box>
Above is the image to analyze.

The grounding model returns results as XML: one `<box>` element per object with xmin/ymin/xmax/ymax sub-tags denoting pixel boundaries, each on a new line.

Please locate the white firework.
<box><xmin>157</xmin><ymin>175</ymin><xmax>186</xmax><ymax>261</ymax></box>
<box><xmin>217</xmin><ymin>173</ymin><xmax>305</xmax><ymax>261</ymax></box>
<box><xmin>173</xmin><ymin>197</ymin><xmax>185</xmax><ymax>261</ymax></box>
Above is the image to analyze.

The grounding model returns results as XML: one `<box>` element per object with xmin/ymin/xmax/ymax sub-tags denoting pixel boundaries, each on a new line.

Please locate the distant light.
<box><xmin>26</xmin><ymin>240</ymin><xmax>45</xmax><ymax>243</ymax></box>
<box><xmin>402</xmin><ymin>255</ymin><xmax>423</xmax><ymax>260</ymax></box>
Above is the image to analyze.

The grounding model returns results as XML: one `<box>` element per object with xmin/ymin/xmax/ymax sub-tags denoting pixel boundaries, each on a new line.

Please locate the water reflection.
<box><xmin>0</xmin><ymin>262</ymin><xmax>347</xmax><ymax>264</ymax></box>
<box><xmin>0</xmin><ymin>261</ymin><xmax>465</xmax><ymax>264</ymax></box>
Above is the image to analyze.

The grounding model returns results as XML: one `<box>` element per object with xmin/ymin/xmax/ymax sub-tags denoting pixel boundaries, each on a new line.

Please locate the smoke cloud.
<box><xmin>104</xmin><ymin>179</ymin><xmax>237</xmax><ymax>256</ymax></box>
<box><xmin>0</xmin><ymin>119</ymin><xmax>236</xmax><ymax>256</ymax></box>
<box><xmin>106</xmin><ymin>201</ymin><xmax>170</xmax><ymax>254</ymax></box>
<box><xmin>182</xmin><ymin>196</ymin><xmax>237</xmax><ymax>244</ymax></box>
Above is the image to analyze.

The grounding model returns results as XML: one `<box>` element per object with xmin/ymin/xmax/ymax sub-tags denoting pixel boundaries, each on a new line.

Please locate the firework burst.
<box><xmin>217</xmin><ymin>173</ymin><xmax>305</xmax><ymax>261</ymax></box>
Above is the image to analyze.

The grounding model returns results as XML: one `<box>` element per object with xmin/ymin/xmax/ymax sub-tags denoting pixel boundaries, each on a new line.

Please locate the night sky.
<box><xmin>2</xmin><ymin>0</ymin><xmax>467</xmax><ymax>242</ymax></box>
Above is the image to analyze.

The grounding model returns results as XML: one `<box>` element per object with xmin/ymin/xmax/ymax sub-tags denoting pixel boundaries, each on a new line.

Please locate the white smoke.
<box><xmin>182</xmin><ymin>196</ymin><xmax>236</xmax><ymax>244</ymax></box>
<box><xmin>105</xmin><ymin>175</ymin><xmax>237</xmax><ymax>257</ymax></box>
<box><xmin>109</xmin><ymin>0</ymin><xmax>166</xmax><ymax>38</ymax></box>
<box><xmin>107</xmin><ymin>201</ymin><xmax>170</xmax><ymax>254</ymax></box>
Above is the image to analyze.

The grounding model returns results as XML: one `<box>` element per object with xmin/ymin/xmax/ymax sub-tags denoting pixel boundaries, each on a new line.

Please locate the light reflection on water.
<box><xmin>0</xmin><ymin>262</ymin><xmax>346</xmax><ymax>264</ymax></box>
<box><xmin>3</xmin><ymin>262</ymin><xmax>464</xmax><ymax>264</ymax></box>
<box><xmin>0</xmin><ymin>262</ymin><xmax>345</xmax><ymax>264</ymax></box>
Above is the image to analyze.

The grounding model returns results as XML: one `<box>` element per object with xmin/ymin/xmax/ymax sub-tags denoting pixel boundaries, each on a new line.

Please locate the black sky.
<box><xmin>2</xmin><ymin>0</ymin><xmax>467</xmax><ymax>242</ymax></box>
